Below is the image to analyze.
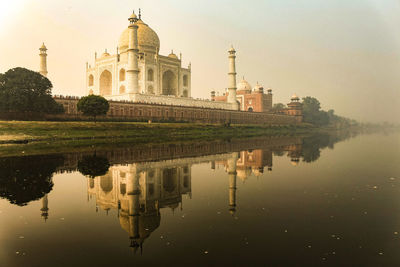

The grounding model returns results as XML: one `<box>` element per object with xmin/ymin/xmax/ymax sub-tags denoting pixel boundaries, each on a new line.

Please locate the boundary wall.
<box><xmin>53</xmin><ymin>96</ymin><xmax>302</xmax><ymax>125</ymax></box>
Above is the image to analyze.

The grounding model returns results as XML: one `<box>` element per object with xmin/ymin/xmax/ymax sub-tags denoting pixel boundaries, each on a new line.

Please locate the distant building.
<box><xmin>211</xmin><ymin>78</ymin><xmax>273</xmax><ymax>112</ymax></box>
<box><xmin>278</xmin><ymin>94</ymin><xmax>303</xmax><ymax>120</ymax></box>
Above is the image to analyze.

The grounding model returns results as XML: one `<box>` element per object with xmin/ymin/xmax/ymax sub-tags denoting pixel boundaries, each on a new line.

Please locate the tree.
<box><xmin>271</xmin><ymin>103</ymin><xmax>286</xmax><ymax>113</ymax></box>
<box><xmin>302</xmin><ymin>96</ymin><xmax>330</xmax><ymax>126</ymax></box>
<box><xmin>0</xmin><ymin>67</ymin><xmax>64</xmax><ymax>114</ymax></box>
<box><xmin>77</xmin><ymin>95</ymin><xmax>109</xmax><ymax>121</ymax></box>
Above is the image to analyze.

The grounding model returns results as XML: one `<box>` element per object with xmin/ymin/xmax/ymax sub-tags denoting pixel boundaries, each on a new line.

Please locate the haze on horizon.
<box><xmin>0</xmin><ymin>0</ymin><xmax>399</xmax><ymax>123</ymax></box>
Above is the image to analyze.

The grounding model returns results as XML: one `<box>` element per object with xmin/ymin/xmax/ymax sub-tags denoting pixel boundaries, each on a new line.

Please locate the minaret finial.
<box><xmin>139</xmin><ymin>8</ymin><xmax>141</xmax><ymax>19</ymax></box>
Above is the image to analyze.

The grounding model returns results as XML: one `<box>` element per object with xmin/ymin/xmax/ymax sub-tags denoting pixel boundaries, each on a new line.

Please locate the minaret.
<box><xmin>227</xmin><ymin>152</ymin><xmax>239</xmax><ymax>215</ymax></box>
<box><xmin>127</xmin><ymin>171</ymin><xmax>141</xmax><ymax>251</ymax></box>
<box><xmin>39</xmin><ymin>43</ymin><xmax>48</xmax><ymax>77</ymax></box>
<box><xmin>126</xmin><ymin>11</ymin><xmax>140</xmax><ymax>94</ymax></box>
<box><xmin>40</xmin><ymin>194</ymin><xmax>49</xmax><ymax>221</ymax></box>
<box><xmin>227</xmin><ymin>46</ymin><xmax>238</xmax><ymax>109</ymax></box>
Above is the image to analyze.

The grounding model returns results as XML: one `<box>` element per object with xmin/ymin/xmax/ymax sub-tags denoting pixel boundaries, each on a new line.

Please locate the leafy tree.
<box><xmin>301</xmin><ymin>96</ymin><xmax>357</xmax><ymax>127</ymax></box>
<box><xmin>78</xmin><ymin>154</ymin><xmax>110</xmax><ymax>178</ymax></box>
<box><xmin>271</xmin><ymin>103</ymin><xmax>286</xmax><ymax>113</ymax></box>
<box><xmin>77</xmin><ymin>95</ymin><xmax>109</xmax><ymax>121</ymax></box>
<box><xmin>302</xmin><ymin>96</ymin><xmax>330</xmax><ymax>126</ymax></box>
<box><xmin>0</xmin><ymin>67</ymin><xmax>64</xmax><ymax>114</ymax></box>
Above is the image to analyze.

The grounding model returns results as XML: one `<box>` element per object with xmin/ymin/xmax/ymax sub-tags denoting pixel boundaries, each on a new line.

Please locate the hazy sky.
<box><xmin>1</xmin><ymin>0</ymin><xmax>399</xmax><ymax>123</ymax></box>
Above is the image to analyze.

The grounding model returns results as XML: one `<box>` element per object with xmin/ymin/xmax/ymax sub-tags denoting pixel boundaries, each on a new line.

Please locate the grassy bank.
<box><xmin>0</xmin><ymin>120</ymin><xmax>317</xmax><ymax>157</ymax></box>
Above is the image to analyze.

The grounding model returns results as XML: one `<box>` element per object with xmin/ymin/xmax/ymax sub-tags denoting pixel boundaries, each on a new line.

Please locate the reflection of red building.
<box><xmin>283</xmin><ymin>144</ymin><xmax>303</xmax><ymax>166</ymax></box>
<box><xmin>214</xmin><ymin>149</ymin><xmax>273</xmax><ymax>181</ymax></box>
<box><xmin>211</xmin><ymin>78</ymin><xmax>273</xmax><ymax>112</ymax></box>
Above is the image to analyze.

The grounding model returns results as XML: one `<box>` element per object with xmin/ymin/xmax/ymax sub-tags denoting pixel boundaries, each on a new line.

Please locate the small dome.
<box><xmin>101</xmin><ymin>51</ymin><xmax>110</xmax><ymax>57</ymax></box>
<box><xmin>168</xmin><ymin>51</ymin><xmax>179</xmax><ymax>59</ymax></box>
<box><xmin>290</xmin><ymin>160</ymin><xmax>299</xmax><ymax>167</ymax></box>
<box><xmin>252</xmin><ymin>167</ymin><xmax>263</xmax><ymax>177</ymax></box>
<box><xmin>228</xmin><ymin>46</ymin><xmax>236</xmax><ymax>53</ymax></box>
<box><xmin>39</xmin><ymin>43</ymin><xmax>47</xmax><ymax>51</ymax></box>
<box><xmin>253</xmin><ymin>82</ymin><xmax>264</xmax><ymax>93</ymax></box>
<box><xmin>237</xmin><ymin>78</ymin><xmax>252</xmax><ymax>92</ymax></box>
<box><xmin>118</xmin><ymin>19</ymin><xmax>160</xmax><ymax>54</ymax></box>
<box><xmin>128</xmin><ymin>12</ymin><xmax>138</xmax><ymax>21</ymax></box>
<box><xmin>237</xmin><ymin>168</ymin><xmax>252</xmax><ymax>181</ymax></box>
<box><xmin>291</xmin><ymin>94</ymin><xmax>300</xmax><ymax>101</ymax></box>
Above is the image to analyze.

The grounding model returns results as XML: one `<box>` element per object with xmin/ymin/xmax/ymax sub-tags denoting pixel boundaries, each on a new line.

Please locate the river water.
<box><xmin>0</xmin><ymin>131</ymin><xmax>399</xmax><ymax>266</ymax></box>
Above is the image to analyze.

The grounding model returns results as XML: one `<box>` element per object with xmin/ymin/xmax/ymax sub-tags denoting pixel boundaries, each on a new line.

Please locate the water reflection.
<box><xmin>78</xmin><ymin>154</ymin><xmax>110</xmax><ymax>178</ymax></box>
<box><xmin>0</xmin><ymin>155</ymin><xmax>64</xmax><ymax>206</ymax></box>
<box><xmin>0</xmin><ymin>131</ymin><xmax>364</xmax><ymax>257</ymax></box>
<box><xmin>88</xmin><ymin>163</ymin><xmax>191</xmax><ymax>253</ymax></box>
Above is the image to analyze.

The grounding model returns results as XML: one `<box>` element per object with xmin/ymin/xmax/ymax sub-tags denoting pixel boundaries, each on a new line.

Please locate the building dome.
<box><xmin>168</xmin><ymin>51</ymin><xmax>179</xmax><ymax>59</ymax></box>
<box><xmin>291</xmin><ymin>94</ymin><xmax>300</xmax><ymax>101</ymax></box>
<box><xmin>237</xmin><ymin>78</ymin><xmax>252</xmax><ymax>93</ymax></box>
<box><xmin>40</xmin><ymin>43</ymin><xmax>47</xmax><ymax>50</ymax></box>
<box><xmin>101</xmin><ymin>51</ymin><xmax>110</xmax><ymax>57</ymax></box>
<box><xmin>118</xmin><ymin>19</ymin><xmax>160</xmax><ymax>54</ymax></box>
<box><xmin>253</xmin><ymin>82</ymin><xmax>264</xmax><ymax>93</ymax></box>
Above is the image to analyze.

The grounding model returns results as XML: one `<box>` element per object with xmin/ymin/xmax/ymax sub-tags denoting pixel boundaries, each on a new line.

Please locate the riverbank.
<box><xmin>0</xmin><ymin>120</ymin><xmax>324</xmax><ymax>157</ymax></box>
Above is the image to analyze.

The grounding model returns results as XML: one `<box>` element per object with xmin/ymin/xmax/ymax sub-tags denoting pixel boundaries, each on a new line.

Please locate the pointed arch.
<box><xmin>148</xmin><ymin>68</ymin><xmax>154</xmax><ymax>81</ymax></box>
<box><xmin>119</xmin><ymin>68</ymin><xmax>125</xmax><ymax>81</ymax></box>
<box><xmin>88</xmin><ymin>74</ymin><xmax>94</xmax><ymax>86</ymax></box>
<box><xmin>183</xmin><ymin>75</ymin><xmax>188</xmax><ymax>87</ymax></box>
<box><xmin>99</xmin><ymin>70</ymin><xmax>112</xmax><ymax>96</ymax></box>
<box><xmin>162</xmin><ymin>70</ymin><xmax>177</xmax><ymax>96</ymax></box>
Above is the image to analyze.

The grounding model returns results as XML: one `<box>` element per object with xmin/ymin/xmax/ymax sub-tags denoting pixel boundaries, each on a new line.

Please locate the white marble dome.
<box><xmin>237</xmin><ymin>78</ymin><xmax>252</xmax><ymax>92</ymax></box>
<box><xmin>118</xmin><ymin>19</ymin><xmax>160</xmax><ymax>53</ymax></box>
<box><xmin>253</xmin><ymin>82</ymin><xmax>264</xmax><ymax>92</ymax></box>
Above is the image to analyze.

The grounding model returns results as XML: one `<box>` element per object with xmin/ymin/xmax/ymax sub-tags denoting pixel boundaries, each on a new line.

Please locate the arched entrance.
<box><xmin>99</xmin><ymin>70</ymin><xmax>112</xmax><ymax>96</ymax></box>
<box><xmin>248</xmin><ymin>107</ymin><xmax>253</xmax><ymax>112</ymax></box>
<box><xmin>162</xmin><ymin>70</ymin><xmax>176</xmax><ymax>96</ymax></box>
<box><xmin>100</xmin><ymin>174</ymin><xmax>113</xmax><ymax>193</ymax></box>
<box><xmin>162</xmin><ymin>168</ymin><xmax>177</xmax><ymax>193</ymax></box>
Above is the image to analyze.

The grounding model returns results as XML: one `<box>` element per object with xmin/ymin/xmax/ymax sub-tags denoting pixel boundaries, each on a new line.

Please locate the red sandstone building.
<box><xmin>211</xmin><ymin>78</ymin><xmax>273</xmax><ymax>113</ymax></box>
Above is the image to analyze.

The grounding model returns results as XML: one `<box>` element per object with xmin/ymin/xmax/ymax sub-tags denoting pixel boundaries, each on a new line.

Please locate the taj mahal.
<box><xmin>86</xmin><ymin>10</ymin><xmax>192</xmax><ymax>100</ymax></box>
<box><xmin>38</xmin><ymin>9</ymin><xmax>303</xmax><ymax>124</ymax></box>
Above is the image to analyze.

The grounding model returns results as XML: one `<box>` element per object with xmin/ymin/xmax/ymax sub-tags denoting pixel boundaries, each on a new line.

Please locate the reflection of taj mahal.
<box><xmin>37</xmin><ymin>141</ymin><xmax>304</xmax><ymax>251</ymax></box>
<box><xmin>87</xmin><ymin>163</ymin><xmax>191</xmax><ymax>251</ymax></box>
<box><xmin>86</xmin><ymin>10</ymin><xmax>191</xmax><ymax>100</ymax></box>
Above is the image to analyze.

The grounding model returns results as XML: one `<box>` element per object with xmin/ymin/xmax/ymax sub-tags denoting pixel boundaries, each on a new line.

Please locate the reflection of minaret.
<box><xmin>127</xmin><ymin>171</ymin><xmax>141</xmax><ymax>252</ymax></box>
<box><xmin>227</xmin><ymin>153</ymin><xmax>238</xmax><ymax>215</ymax></box>
<box><xmin>40</xmin><ymin>194</ymin><xmax>49</xmax><ymax>221</ymax></box>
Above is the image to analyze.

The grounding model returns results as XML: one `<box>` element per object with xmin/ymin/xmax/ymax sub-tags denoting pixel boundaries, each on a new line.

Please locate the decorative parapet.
<box><xmin>105</xmin><ymin>93</ymin><xmax>238</xmax><ymax>110</ymax></box>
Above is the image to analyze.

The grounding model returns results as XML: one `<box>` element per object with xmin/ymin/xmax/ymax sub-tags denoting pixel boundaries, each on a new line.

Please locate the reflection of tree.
<box><xmin>301</xmin><ymin>131</ymin><xmax>354</xmax><ymax>162</ymax></box>
<box><xmin>0</xmin><ymin>155</ymin><xmax>64</xmax><ymax>206</ymax></box>
<box><xmin>78</xmin><ymin>155</ymin><xmax>110</xmax><ymax>178</ymax></box>
<box><xmin>301</xmin><ymin>136</ymin><xmax>326</xmax><ymax>162</ymax></box>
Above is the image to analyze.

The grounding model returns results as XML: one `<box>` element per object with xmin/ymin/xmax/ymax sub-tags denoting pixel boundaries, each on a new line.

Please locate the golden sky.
<box><xmin>1</xmin><ymin>0</ymin><xmax>399</xmax><ymax>123</ymax></box>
